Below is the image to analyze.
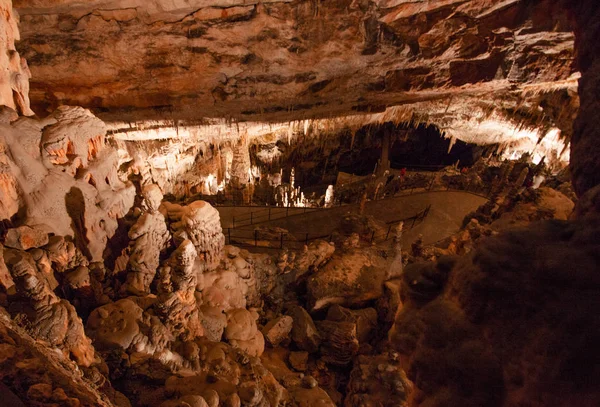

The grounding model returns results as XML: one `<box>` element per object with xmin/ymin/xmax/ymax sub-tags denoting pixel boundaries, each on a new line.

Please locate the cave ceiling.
<box><xmin>14</xmin><ymin>0</ymin><xmax>578</xmax><ymax>144</ymax></box>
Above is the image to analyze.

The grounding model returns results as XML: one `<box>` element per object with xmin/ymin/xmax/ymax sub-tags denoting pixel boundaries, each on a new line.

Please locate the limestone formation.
<box><xmin>166</xmin><ymin>200</ymin><xmax>225</xmax><ymax>270</ymax></box>
<box><xmin>315</xmin><ymin>320</ymin><xmax>359</xmax><ymax>366</ymax></box>
<box><xmin>0</xmin><ymin>105</ymin><xmax>135</xmax><ymax>261</ymax></box>
<box><xmin>0</xmin><ymin>244</ymin><xmax>15</xmax><ymax>291</ymax></box>
<box><xmin>156</xmin><ymin>240</ymin><xmax>204</xmax><ymax>342</ymax></box>
<box><xmin>123</xmin><ymin>184</ymin><xmax>171</xmax><ymax>295</ymax></box>
<box><xmin>4</xmin><ymin>250</ymin><xmax>96</xmax><ymax>367</ymax></box>
<box><xmin>86</xmin><ymin>298</ymin><xmax>171</xmax><ymax>358</ymax></box>
<box><xmin>344</xmin><ymin>353</ymin><xmax>411</xmax><ymax>407</ymax></box>
<box><xmin>288</xmin><ymin>306</ymin><xmax>321</xmax><ymax>353</ymax></box>
<box><xmin>0</xmin><ymin>0</ymin><xmax>598</xmax><ymax>405</ymax></box>
<box><xmin>288</xmin><ymin>351</ymin><xmax>308</xmax><ymax>372</ymax></box>
<box><xmin>0</xmin><ymin>308</ymin><xmax>122</xmax><ymax>407</ymax></box>
<box><xmin>307</xmin><ymin>248</ymin><xmax>387</xmax><ymax>311</ymax></box>
<box><xmin>44</xmin><ymin>235</ymin><xmax>89</xmax><ymax>273</ymax></box>
<box><xmin>224</xmin><ymin>308</ymin><xmax>265</xmax><ymax>357</ymax></box>
<box><xmin>262</xmin><ymin>315</ymin><xmax>293</xmax><ymax>347</ymax></box>
<box><xmin>326</xmin><ymin>305</ymin><xmax>377</xmax><ymax>345</ymax></box>
<box><xmin>391</xmin><ymin>218</ymin><xmax>600</xmax><ymax>406</ymax></box>
<box><xmin>9</xmin><ymin>52</ymin><xmax>34</xmax><ymax>116</ymax></box>
<box><xmin>4</xmin><ymin>225</ymin><xmax>48</xmax><ymax>250</ymax></box>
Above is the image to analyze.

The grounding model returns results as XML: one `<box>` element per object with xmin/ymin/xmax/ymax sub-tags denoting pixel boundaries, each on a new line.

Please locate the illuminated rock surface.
<box><xmin>0</xmin><ymin>0</ymin><xmax>599</xmax><ymax>406</ymax></box>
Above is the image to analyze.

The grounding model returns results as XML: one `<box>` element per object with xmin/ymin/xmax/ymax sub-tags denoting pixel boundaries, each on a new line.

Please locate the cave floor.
<box><xmin>217</xmin><ymin>190</ymin><xmax>486</xmax><ymax>249</ymax></box>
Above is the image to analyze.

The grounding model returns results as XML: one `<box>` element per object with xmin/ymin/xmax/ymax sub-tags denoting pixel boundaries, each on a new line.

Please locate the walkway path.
<box><xmin>217</xmin><ymin>190</ymin><xmax>486</xmax><ymax>248</ymax></box>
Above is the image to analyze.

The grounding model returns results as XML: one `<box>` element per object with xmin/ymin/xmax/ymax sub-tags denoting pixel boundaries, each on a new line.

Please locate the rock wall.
<box><xmin>390</xmin><ymin>219</ymin><xmax>600</xmax><ymax>406</ymax></box>
<box><xmin>0</xmin><ymin>308</ymin><xmax>122</xmax><ymax>407</ymax></box>
<box><xmin>571</xmin><ymin>0</ymin><xmax>600</xmax><ymax>204</ymax></box>
<box><xmin>0</xmin><ymin>106</ymin><xmax>136</xmax><ymax>261</ymax></box>
<box><xmin>0</xmin><ymin>0</ymin><xmax>20</xmax><ymax>110</ymax></box>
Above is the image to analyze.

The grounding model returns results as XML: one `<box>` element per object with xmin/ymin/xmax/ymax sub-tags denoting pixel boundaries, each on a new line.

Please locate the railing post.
<box><xmin>254</xmin><ymin>229</ymin><xmax>258</xmax><ymax>247</ymax></box>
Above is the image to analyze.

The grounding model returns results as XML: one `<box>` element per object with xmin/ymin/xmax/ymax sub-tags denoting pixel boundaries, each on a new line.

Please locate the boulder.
<box><xmin>4</xmin><ymin>225</ymin><xmax>48</xmax><ymax>250</ymax></box>
<box><xmin>314</xmin><ymin>320</ymin><xmax>359</xmax><ymax>366</ymax></box>
<box><xmin>224</xmin><ymin>308</ymin><xmax>264</xmax><ymax>357</ymax></box>
<box><xmin>262</xmin><ymin>316</ymin><xmax>293</xmax><ymax>347</ymax></box>
<box><xmin>344</xmin><ymin>353</ymin><xmax>411</xmax><ymax>407</ymax></box>
<box><xmin>288</xmin><ymin>306</ymin><xmax>321</xmax><ymax>353</ymax></box>
<box><xmin>326</xmin><ymin>305</ymin><xmax>377</xmax><ymax>344</ymax></box>
<box><xmin>307</xmin><ymin>250</ymin><xmax>386</xmax><ymax>311</ymax></box>
<box><xmin>288</xmin><ymin>351</ymin><xmax>309</xmax><ymax>372</ymax></box>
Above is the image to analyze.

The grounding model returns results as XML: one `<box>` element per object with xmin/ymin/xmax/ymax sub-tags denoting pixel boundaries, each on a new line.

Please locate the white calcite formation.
<box><xmin>123</xmin><ymin>184</ymin><xmax>171</xmax><ymax>295</ymax></box>
<box><xmin>0</xmin><ymin>0</ymin><xmax>31</xmax><ymax>115</ymax></box>
<box><xmin>156</xmin><ymin>239</ymin><xmax>205</xmax><ymax>342</ymax></box>
<box><xmin>164</xmin><ymin>200</ymin><xmax>225</xmax><ymax>271</ymax></box>
<box><xmin>230</xmin><ymin>137</ymin><xmax>252</xmax><ymax>188</ymax></box>
<box><xmin>0</xmin><ymin>106</ymin><xmax>135</xmax><ymax>262</ymax></box>
<box><xmin>224</xmin><ymin>308</ymin><xmax>265</xmax><ymax>358</ymax></box>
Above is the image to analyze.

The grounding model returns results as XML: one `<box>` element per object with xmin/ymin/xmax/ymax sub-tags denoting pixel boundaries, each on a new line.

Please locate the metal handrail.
<box><xmin>225</xmin><ymin>203</ymin><xmax>434</xmax><ymax>250</ymax></box>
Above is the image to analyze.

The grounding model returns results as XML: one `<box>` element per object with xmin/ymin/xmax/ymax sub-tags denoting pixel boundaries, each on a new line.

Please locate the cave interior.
<box><xmin>0</xmin><ymin>1</ymin><xmax>599</xmax><ymax>406</ymax></box>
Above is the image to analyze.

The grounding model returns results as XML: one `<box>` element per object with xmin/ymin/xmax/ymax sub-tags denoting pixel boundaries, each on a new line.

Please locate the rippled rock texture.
<box><xmin>15</xmin><ymin>0</ymin><xmax>577</xmax><ymax>132</ymax></box>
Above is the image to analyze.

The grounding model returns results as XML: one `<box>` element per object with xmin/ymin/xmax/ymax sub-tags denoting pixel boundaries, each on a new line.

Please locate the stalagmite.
<box><xmin>156</xmin><ymin>240</ymin><xmax>204</xmax><ymax>341</ymax></box>
<box><xmin>388</xmin><ymin>222</ymin><xmax>404</xmax><ymax>279</ymax></box>
<box><xmin>123</xmin><ymin>184</ymin><xmax>171</xmax><ymax>295</ymax></box>
<box><xmin>166</xmin><ymin>200</ymin><xmax>225</xmax><ymax>270</ymax></box>
<box><xmin>324</xmin><ymin>185</ymin><xmax>334</xmax><ymax>208</ymax></box>
<box><xmin>4</xmin><ymin>250</ymin><xmax>96</xmax><ymax>367</ymax></box>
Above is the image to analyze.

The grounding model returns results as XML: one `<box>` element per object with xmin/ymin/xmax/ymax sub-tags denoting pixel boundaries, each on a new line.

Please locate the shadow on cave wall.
<box><xmin>65</xmin><ymin>187</ymin><xmax>92</xmax><ymax>260</ymax></box>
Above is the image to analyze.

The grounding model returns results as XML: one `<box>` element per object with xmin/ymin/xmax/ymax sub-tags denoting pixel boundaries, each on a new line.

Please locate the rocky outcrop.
<box><xmin>156</xmin><ymin>240</ymin><xmax>204</xmax><ymax>342</ymax></box>
<box><xmin>0</xmin><ymin>106</ymin><xmax>135</xmax><ymax>262</ymax></box>
<box><xmin>390</xmin><ymin>219</ymin><xmax>600</xmax><ymax>406</ymax></box>
<box><xmin>315</xmin><ymin>320</ymin><xmax>359</xmax><ymax>366</ymax></box>
<box><xmin>0</xmin><ymin>0</ymin><xmax>33</xmax><ymax>116</ymax></box>
<box><xmin>0</xmin><ymin>308</ymin><xmax>123</xmax><ymax>407</ymax></box>
<box><xmin>571</xmin><ymin>0</ymin><xmax>600</xmax><ymax>200</ymax></box>
<box><xmin>344</xmin><ymin>352</ymin><xmax>411</xmax><ymax>407</ymax></box>
<box><xmin>307</xmin><ymin>247</ymin><xmax>387</xmax><ymax>311</ymax></box>
<box><xmin>164</xmin><ymin>339</ymin><xmax>288</xmax><ymax>407</ymax></box>
<box><xmin>4</xmin><ymin>248</ymin><xmax>96</xmax><ymax>367</ymax></box>
<box><xmin>4</xmin><ymin>224</ymin><xmax>48</xmax><ymax>250</ymax></box>
<box><xmin>288</xmin><ymin>305</ymin><xmax>321</xmax><ymax>353</ymax></box>
<box><xmin>224</xmin><ymin>308</ymin><xmax>264</xmax><ymax>357</ymax></box>
<box><xmin>86</xmin><ymin>298</ymin><xmax>172</xmax><ymax>358</ymax></box>
<box><xmin>262</xmin><ymin>315</ymin><xmax>293</xmax><ymax>347</ymax></box>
